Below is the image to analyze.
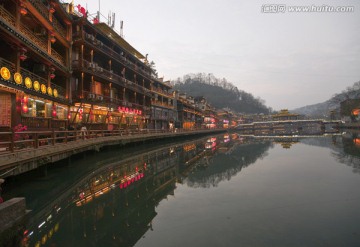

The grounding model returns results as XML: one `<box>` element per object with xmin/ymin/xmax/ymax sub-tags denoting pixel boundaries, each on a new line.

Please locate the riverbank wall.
<box><xmin>0</xmin><ymin>129</ymin><xmax>226</xmax><ymax>178</ymax></box>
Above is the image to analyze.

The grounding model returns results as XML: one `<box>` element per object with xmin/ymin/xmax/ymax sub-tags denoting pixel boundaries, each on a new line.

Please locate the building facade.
<box><xmin>149</xmin><ymin>79</ymin><xmax>177</xmax><ymax>130</ymax></box>
<box><xmin>0</xmin><ymin>0</ymin><xmax>72</xmax><ymax>131</ymax></box>
<box><xmin>70</xmin><ymin>15</ymin><xmax>152</xmax><ymax>130</ymax></box>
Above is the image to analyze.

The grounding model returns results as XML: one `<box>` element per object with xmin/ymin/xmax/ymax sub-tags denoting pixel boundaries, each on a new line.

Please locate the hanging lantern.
<box><xmin>49</xmin><ymin>3</ymin><xmax>56</xmax><ymax>13</ymax></box>
<box><xmin>52</xmin><ymin>105</ymin><xmax>57</xmax><ymax>117</ymax></box>
<box><xmin>19</xmin><ymin>53</ymin><xmax>27</xmax><ymax>61</ymax></box>
<box><xmin>22</xmin><ymin>104</ymin><xmax>28</xmax><ymax>113</ymax></box>
<box><xmin>20</xmin><ymin>3</ymin><xmax>27</xmax><ymax>15</ymax></box>
<box><xmin>49</xmin><ymin>66</ymin><xmax>56</xmax><ymax>79</ymax></box>
<box><xmin>50</xmin><ymin>33</ymin><xmax>56</xmax><ymax>43</ymax></box>
<box><xmin>19</xmin><ymin>47</ymin><xmax>27</xmax><ymax>61</ymax></box>
<box><xmin>67</xmin><ymin>113</ymin><xmax>71</xmax><ymax>120</ymax></box>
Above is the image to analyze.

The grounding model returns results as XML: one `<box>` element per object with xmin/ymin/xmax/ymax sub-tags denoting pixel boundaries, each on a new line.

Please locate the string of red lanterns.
<box><xmin>117</xmin><ymin>106</ymin><xmax>142</xmax><ymax>115</ymax></box>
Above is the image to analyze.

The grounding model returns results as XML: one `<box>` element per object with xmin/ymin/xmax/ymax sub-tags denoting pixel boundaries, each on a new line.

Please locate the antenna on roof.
<box><xmin>98</xmin><ymin>0</ymin><xmax>100</xmax><ymax>22</ymax></box>
<box><xmin>120</xmin><ymin>20</ymin><xmax>124</xmax><ymax>37</ymax></box>
<box><xmin>108</xmin><ymin>11</ymin><xmax>111</xmax><ymax>26</ymax></box>
<box><xmin>111</xmin><ymin>13</ymin><xmax>115</xmax><ymax>28</ymax></box>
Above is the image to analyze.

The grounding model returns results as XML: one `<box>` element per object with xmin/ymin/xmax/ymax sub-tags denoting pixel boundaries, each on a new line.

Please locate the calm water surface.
<box><xmin>3</xmin><ymin>133</ymin><xmax>360</xmax><ymax>247</ymax></box>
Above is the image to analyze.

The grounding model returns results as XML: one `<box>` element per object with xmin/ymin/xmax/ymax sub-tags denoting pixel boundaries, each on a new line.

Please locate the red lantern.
<box><xmin>20</xmin><ymin>6</ymin><xmax>27</xmax><ymax>15</ymax></box>
<box><xmin>22</xmin><ymin>104</ymin><xmax>28</xmax><ymax>113</ymax></box>
<box><xmin>50</xmin><ymin>33</ymin><xmax>56</xmax><ymax>43</ymax></box>
<box><xmin>19</xmin><ymin>53</ymin><xmax>27</xmax><ymax>61</ymax></box>
<box><xmin>52</xmin><ymin>105</ymin><xmax>57</xmax><ymax>117</ymax></box>
<box><xmin>49</xmin><ymin>3</ymin><xmax>56</xmax><ymax>14</ymax></box>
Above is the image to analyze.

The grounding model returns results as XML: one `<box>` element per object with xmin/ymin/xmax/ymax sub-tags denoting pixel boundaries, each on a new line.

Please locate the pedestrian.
<box><xmin>80</xmin><ymin>125</ymin><xmax>87</xmax><ymax>139</ymax></box>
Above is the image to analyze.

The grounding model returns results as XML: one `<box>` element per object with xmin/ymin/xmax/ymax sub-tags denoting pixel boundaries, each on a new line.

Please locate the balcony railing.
<box><xmin>151</xmin><ymin>87</ymin><xmax>174</xmax><ymax>98</ymax></box>
<box><xmin>0</xmin><ymin>4</ymin><xmax>15</xmax><ymax>26</ymax></box>
<box><xmin>27</xmin><ymin>0</ymin><xmax>67</xmax><ymax>38</ymax></box>
<box><xmin>78</xmin><ymin>90</ymin><xmax>146</xmax><ymax>111</ymax></box>
<box><xmin>78</xmin><ymin>59</ymin><xmax>151</xmax><ymax>96</ymax></box>
<box><xmin>82</xmin><ymin>31</ymin><xmax>153</xmax><ymax>79</ymax></box>
<box><xmin>0</xmin><ymin>5</ymin><xmax>66</xmax><ymax>67</ymax></box>
<box><xmin>151</xmin><ymin>100</ymin><xmax>174</xmax><ymax>109</ymax></box>
<box><xmin>51</xmin><ymin>48</ymin><xmax>66</xmax><ymax>65</ymax></box>
<box><xmin>51</xmin><ymin>15</ymin><xmax>66</xmax><ymax>38</ymax></box>
<box><xmin>0</xmin><ymin>58</ymin><xmax>67</xmax><ymax>101</ymax></box>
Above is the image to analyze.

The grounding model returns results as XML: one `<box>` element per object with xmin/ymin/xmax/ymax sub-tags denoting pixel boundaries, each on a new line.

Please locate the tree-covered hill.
<box><xmin>172</xmin><ymin>73</ymin><xmax>271</xmax><ymax>114</ymax></box>
<box><xmin>292</xmin><ymin>80</ymin><xmax>360</xmax><ymax>118</ymax></box>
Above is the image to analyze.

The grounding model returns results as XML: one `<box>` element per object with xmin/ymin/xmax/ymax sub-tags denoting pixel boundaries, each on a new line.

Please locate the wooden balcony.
<box><xmin>151</xmin><ymin>100</ymin><xmax>174</xmax><ymax>110</ymax></box>
<box><xmin>82</xmin><ymin>31</ymin><xmax>153</xmax><ymax>80</ymax></box>
<box><xmin>26</xmin><ymin>0</ymin><xmax>67</xmax><ymax>38</ymax></box>
<box><xmin>75</xmin><ymin>59</ymin><xmax>151</xmax><ymax>97</ymax></box>
<box><xmin>0</xmin><ymin>5</ymin><xmax>66</xmax><ymax>67</ymax></box>
<box><xmin>0</xmin><ymin>58</ymin><xmax>67</xmax><ymax>102</ymax></box>
<box><xmin>74</xmin><ymin>90</ymin><xmax>147</xmax><ymax>112</ymax></box>
<box><xmin>151</xmin><ymin>87</ymin><xmax>174</xmax><ymax>98</ymax></box>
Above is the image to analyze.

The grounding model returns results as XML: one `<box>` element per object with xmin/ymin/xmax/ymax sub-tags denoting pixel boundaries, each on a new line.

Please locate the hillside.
<box><xmin>173</xmin><ymin>73</ymin><xmax>271</xmax><ymax>114</ymax></box>
<box><xmin>292</xmin><ymin>80</ymin><xmax>360</xmax><ymax>117</ymax></box>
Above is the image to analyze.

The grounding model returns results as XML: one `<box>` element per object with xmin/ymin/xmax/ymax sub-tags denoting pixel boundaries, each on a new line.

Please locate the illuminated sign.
<box><xmin>53</xmin><ymin>88</ymin><xmax>58</xmax><ymax>98</ymax></box>
<box><xmin>14</xmin><ymin>73</ymin><xmax>23</xmax><ymax>85</ymax></box>
<box><xmin>33</xmin><ymin>81</ymin><xmax>40</xmax><ymax>91</ymax></box>
<box><xmin>0</xmin><ymin>67</ymin><xmax>11</xmax><ymax>80</ymax></box>
<box><xmin>47</xmin><ymin>87</ymin><xmax>52</xmax><ymax>96</ymax></box>
<box><xmin>24</xmin><ymin>77</ymin><xmax>32</xmax><ymax>89</ymax></box>
<box><xmin>41</xmin><ymin>84</ymin><xmax>46</xmax><ymax>94</ymax></box>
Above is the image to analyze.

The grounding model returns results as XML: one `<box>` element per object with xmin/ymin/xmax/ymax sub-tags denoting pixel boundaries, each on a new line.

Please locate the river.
<box><xmin>2</xmin><ymin>132</ymin><xmax>360</xmax><ymax>247</ymax></box>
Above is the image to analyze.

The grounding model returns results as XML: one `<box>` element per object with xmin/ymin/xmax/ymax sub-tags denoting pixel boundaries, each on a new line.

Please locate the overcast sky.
<box><xmin>74</xmin><ymin>0</ymin><xmax>360</xmax><ymax>110</ymax></box>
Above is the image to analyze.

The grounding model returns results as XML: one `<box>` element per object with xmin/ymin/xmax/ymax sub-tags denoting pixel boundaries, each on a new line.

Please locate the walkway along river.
<box><xmin>0</xmin><ymin>128</ymin><xmax>225</xmax><ymax>178</ymax></box>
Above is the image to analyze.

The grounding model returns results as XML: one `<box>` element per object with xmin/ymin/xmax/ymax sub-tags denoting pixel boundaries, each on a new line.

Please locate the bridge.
<box><xmin>235</xmin><ymin>119</ymin><xmax>342</xmax><ymax>135</ymax></box>
<box><xmin>0</xmin><ymin>128</ymin><xmax>225</xmax><ymax>178</ymax></box>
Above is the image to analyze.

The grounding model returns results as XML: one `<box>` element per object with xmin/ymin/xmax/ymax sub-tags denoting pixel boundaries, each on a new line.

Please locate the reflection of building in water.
<box><xmin>273</xmin><ymin>137</ymin><xmax>299</xmax><ymax>149</ymax></box>
<box><xmin>21</xmin><ymin>147</ymin><xmax>179</xmax><ymax>247</ymax></box>
<box><xmin>19</xmin><ymin>135</ymin><xmax>248</xmax><ymax>246</ymax></box>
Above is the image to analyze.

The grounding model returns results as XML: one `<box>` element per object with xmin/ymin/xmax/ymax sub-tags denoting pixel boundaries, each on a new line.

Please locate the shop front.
<box><xmin>1</xmin><ymin>66</ymin><xmax>69</xmax><ymax>130</ymax></box>
<box><xmin>69</xmin><ymin>104</ymin><xmax>144</xmax><ymax>130</ymax></box>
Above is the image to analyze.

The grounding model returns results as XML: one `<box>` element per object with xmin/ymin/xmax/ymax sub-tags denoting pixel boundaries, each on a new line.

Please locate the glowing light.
<box><xmin>38</xmin><ymin>221</ymin><xmax>46</xmax><ymax>229</ymax></box>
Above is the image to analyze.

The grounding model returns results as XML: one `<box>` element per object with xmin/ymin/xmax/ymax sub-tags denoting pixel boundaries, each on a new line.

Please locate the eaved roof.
<box><xmin>95</xmin><ymin>23</ymin><xmax>145</xmax><ymax>60</ymax></box>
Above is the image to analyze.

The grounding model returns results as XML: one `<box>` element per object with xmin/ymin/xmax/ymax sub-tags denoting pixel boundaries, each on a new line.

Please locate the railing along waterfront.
<box><xmin>0</xmin><ymin>128</ymin><xmax>219</xmax><ymax>154</ymax></box>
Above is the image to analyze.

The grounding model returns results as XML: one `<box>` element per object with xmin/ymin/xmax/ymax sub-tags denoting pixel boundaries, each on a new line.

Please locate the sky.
<box><xmin>73</xmin><ymin>0</ymin><xmax>360</xmax><ymax>110</ymax></box>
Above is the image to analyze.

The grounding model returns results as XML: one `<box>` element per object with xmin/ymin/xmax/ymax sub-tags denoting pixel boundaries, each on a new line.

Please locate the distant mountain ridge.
<box><xmin>172</xmin><ymin>73</ymin><xmax>271</xmax><ymax>114</ymax></box>
<box><xmin>292</xmin><ymin>80</ymin><xmax>360</xmax><ymax>117</ymax></box>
